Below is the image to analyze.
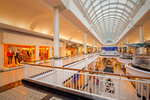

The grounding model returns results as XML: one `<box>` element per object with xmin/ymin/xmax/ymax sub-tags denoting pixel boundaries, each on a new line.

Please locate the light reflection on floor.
<box><xmin>0</xmin><ymin>85</ymin><xmax>47</xmax><ymax>100</ymax></box>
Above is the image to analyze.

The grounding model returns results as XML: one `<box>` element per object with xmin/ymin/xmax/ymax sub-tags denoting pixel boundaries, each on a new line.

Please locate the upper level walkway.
<box><xmin>23</xmin><ymin>54</ymin><xmax>150</xmax><ymax>100</ymax></box>
<box><xmin>0</xmin><ymin>53</ymin><xmax>150</xmax><ymax>100</ymax></box>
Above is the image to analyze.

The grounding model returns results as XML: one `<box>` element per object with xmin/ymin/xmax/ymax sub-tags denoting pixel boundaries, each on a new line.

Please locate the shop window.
<box><xmin>39</xmin><ymin>46</ymin><xmax>49</xmax><ymax>60</ymax></box>
<box><xmin>4</xmin><ymin>44</ymin><xmax>36</xmax><ymax>68</ymax></box>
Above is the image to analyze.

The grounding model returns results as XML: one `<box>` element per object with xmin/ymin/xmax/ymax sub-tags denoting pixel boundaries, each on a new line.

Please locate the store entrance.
<box><xmin>4</xmin><ymin>44</ymin><xmax>36</xmax><ymax>68</ymax></box>
<box><xmin>39</xmin><ymin>46</ymin><xmax>49</xmax><ymax>60</ymax></box>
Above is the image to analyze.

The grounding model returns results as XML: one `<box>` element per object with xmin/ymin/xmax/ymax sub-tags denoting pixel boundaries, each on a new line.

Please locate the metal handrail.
<box><xmin>25</xmin><ymin>63</ymin><xmax>150</xmax><ymax>80</ymax></box>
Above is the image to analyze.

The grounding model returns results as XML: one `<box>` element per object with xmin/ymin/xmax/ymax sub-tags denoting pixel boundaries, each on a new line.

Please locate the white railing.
<box><xmin>24</xmin><ymin>65</ymin><xmax>150</xmax><ymax>100</ymax></box>
<box><xmin>120</xmin><ymin>53</ymin><xmax>133</xmax><ymax>59</ymax></box>
<box><xmin>132</xmin><ymin>55</ymin><xmax>150</xmax><ymax>69</ymax></box>
<box><xmin>101</xmin><ymin>50</ymin><xmax>119</xmax><ymax>56</ymax></box>
<box><xmin>26</xmin><ymin>53</ymin><xmax>99</xmax><ymax>67</ymax></box>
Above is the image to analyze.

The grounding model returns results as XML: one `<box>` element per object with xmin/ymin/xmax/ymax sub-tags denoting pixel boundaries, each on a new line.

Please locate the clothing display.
<box><xmin>5</xmin><ymin>45</ymin><xmax>35</xmax><ymax>68</ymax></box>
<box><xmin>15</xmin><ymin>51</ymin><xmax>21</xmax><ymax>64</ymax></box>
<box><xmin>39</xmin><ymin>47</ymin><xmax>49</xmax><ymax>60</ymax></box>
<box><xmin>7</xmin><ymin>50</ymin><xmax>13</xmax><ymax>65</ymax></box>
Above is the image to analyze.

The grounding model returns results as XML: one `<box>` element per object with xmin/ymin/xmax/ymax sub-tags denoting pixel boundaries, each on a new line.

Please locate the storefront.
<box><xmin>4</xmin><ymin>44</ymin><xmax>36</xmax><ymax>68</ymax></box>
<box><xmin>87</xmin><ymin>47</ymin><xmax>93</xmax><ymax>54</ymax></box>
<box><xmin>129</xmin><ymin>47</ymin><xmax>134</xmax><ymax>54</ymax></box>
<box><xmin>0</xmin><ymin>32</ymin><xmax>65</xmax><ymax>70</ymax></box>
<box><xmin>146</xmin><ymin>47</ymin><xmax>150</xmax><ymax>55</ymax></box>
<box><xmin>39</xmin><ymin>46</ymin><xmax>49</xmax><ymax>60</ymax></box>
<box><xmin>66</xmin><ymin>44</ymin><xmax>77</xmax><ymax>57</ymax></box>
<box><xmin>78</xmin><ymin>46</ymin><xmax>84</xmax><ymax>55</ymax></box>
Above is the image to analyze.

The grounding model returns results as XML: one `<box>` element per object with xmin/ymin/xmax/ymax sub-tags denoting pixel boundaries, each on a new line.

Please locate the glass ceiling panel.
<box><xmin>74</xmin><ymin>0</ymin><xmax>143</xmax><ymax>44</ymax></box>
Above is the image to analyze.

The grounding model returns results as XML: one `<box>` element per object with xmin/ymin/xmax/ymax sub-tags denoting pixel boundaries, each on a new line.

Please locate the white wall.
<box><xmin>0</xmin><ymin>33</ymin><xmax>4</xmax><ymax>70</ymax></box>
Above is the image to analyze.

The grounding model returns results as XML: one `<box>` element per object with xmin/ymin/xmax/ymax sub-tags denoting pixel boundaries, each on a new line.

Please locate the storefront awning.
<box><xmin>121</xmin><ymin>47</ymin><xmax>127</xmax><ymax>49</ymax></box>
<box><xmin>125</xmin><ymin>43</ymin><xmax>150</xmax><ymax>48</ymax></box>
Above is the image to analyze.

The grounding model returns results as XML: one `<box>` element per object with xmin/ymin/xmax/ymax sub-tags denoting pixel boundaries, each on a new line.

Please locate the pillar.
<box><xmin>36</xmin><ymin>44</ymin><xmax>39</xmax><ymax>60</ymax></box>
<box><xmin>84</xmin><ymin>33</ymin><xmax>87</xmax><ymax>54</ymax></box>
<box><xmin>0</xmin><ymin>33</ymin><xmax>4</xmax><ymax>70</ymax></box>
<box><xmin>139</xmin><ymin>25</ymin><xmax>144</xmax><ymax>54</ymax></box>
<box><xmin>126</xmin><ymin>37</ymin><xmax>129</xmax><ymax>53</ymax></box>
<box><xmin>97</xmin><ymin>42</ymin><xmax>98</xmax><ymax>53</ymax></box>
<box><xmin>54</xmin><ymin>8</ymin><xmax>60</xmax><ymax>58</ymax></box>
<box><xmin>78</xmin><ymin>46</ymin><xmax>80</xmax><ymax>56</ymax></box>
<box><xmin>93</xmin><ymin>40</ymin><xmax>95</xmax><ymax>53</ymax></box>
<box><xmin>134</xmin><ymin>47</ymin><xmax>138</xmax><ymax>55</ymax></box>
<box><xmin>99</xmin><ymin>44</ymin><xmax>101</xmax><ymax>52</ymax></box>
<box><xmin>93</xmin><ymin>40</ymin><xmax>95</xmax><ymax>71</ymax></box>
<box><xmin>50</xmin><ymin>46</ymin><xmax>52</xmax><ymax>58</ymax></box>
<box><xmin>0</xmin><ymin>44</ymin><xmax>4</xmax><ymax>70</ymax></box>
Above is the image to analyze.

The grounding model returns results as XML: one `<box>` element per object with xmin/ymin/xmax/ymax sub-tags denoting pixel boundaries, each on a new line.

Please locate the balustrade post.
<box><xmin>93</xmin><ymin>54</ymin><xmax>96</xmax><ymax>71</ymax></box>
<box><xmin>52</xmin><ymin>58</ymin><xmax>63</xmax><ymax>67</ymax></box>
<box><xmin>24</xmin><ymin>64</ymin><xmax>29</xmax><ymax>79</ymax></box>
<box><xmin>85</xmin><ymin>54</ymin><xmax>88</xmax><ymax>70</ymax></box>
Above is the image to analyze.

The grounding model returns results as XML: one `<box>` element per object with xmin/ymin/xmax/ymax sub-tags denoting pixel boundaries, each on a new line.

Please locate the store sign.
<box><xmin>102</xmin><ymin>47</ymin><xmax>118</xmax><ymax>51</ymax></box>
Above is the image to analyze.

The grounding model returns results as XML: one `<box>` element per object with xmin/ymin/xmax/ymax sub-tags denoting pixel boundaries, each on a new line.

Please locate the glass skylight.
<box><xmin>74</xmin><ymin>0</ymin><xmax>143</xmax><ymax>44</ymax></box>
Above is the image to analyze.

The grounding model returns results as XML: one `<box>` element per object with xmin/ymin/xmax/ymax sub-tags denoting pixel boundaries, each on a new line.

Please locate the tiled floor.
<box><xmin>0</xmin><ymin>82</ymin><xmax>92</xmax><ymax>100</ymax></box>
<box><xmin>0</xmin><ymin>85</ymin><xmax>47</xmax><ymax>100</ymax></box>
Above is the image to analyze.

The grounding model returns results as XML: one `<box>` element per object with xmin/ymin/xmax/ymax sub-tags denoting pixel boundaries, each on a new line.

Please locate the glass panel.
<box><xmin>76</xmin><ymin>0</ymin><xmax>142</xmax><ymax>43</ymax></box>
<box><xmin>127</xmin><ymin>1</ymin><xmax>134</xmax><ymax>8</ymax></box>
<box><xmin>85</xmin><ymin>0</ymin><xmax>91</xmax><ymax>8</ymax></box>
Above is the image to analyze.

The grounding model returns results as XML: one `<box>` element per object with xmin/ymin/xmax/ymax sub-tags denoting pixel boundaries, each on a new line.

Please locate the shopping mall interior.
<box><xmin>0</xmin><ymin>0</ymin><xmax>150</xmax><ymax>100</ymax></box>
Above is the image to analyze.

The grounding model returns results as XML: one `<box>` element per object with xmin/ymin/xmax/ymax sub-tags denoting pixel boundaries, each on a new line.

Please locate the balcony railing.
<box><xmin>24</xmin><ymin>61</ymin><xmax>150</xmax><ymax>100</ymax></box>
<box><xmin>132</xmin><ymin>55</ymin><xmax>150</xmax><ymax>69</ymax></box>
<box><xmin>25</xmin><ymin>53</ymin><xmax>99</xmax><ymax>67</ymax></box>
<box><xmin>120</xmin><ymin>52</ymin><xmax>133</xmax><ymax>60</ymax></box>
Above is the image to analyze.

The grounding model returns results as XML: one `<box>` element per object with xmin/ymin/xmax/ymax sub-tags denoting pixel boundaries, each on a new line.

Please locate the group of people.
<box><xmin>7</xmin><ymin>47</ymin><xmax>32</xmax><ymax>67</ymax></box>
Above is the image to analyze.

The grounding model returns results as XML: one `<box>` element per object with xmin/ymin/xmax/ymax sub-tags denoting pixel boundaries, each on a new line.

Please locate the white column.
<box><xmin>126</xmin><ymin>37</ymin><xmax>129</xmax><ymax>53</ymax></box>
<box><xmin>0</xmin><ymin>33</ymin><xmax>4</xmax><ymax>70</ymax></box>
<box><xmin>84</xmin><ymin>33</ymin><xmax>87</xmax><ymax>54</ymax></box>
<box><xmin>36</xmin><ymin>44</ymin><xmax>39</xmax><ymax>60</ymax></box>
<box><xmin>139</xmin><ymin>25</ymin><xmax>144</xmax><ymax>54</ymax></box>
<box><xmin>134</xmin><ymin>47</ymin><xmax>138</xmax><ymax>55</ymax></box>
<box><xmin>93</xmin><ymin>40</ymin><xmax>95</xmax><ymax>71</ymax></box>
<box><xmin>0</xmin><ymin>44</ymin><xmax>4</xmax><ymax>70</ymax></box>
<box><xmin>93</xmin><ymin>40</ymin><xmax>95</xmax><ymax>53</ymax></box>
<box><xmin>50</xmin><ymin>46</ymin><xmax>52</xmax><ymax>58</ymax></box>
<box><xmin>78</xmin><ymin>46</ymin><xmax>80</xmax><ymax>55</ymax></box>
<box><xmin>99</xmin><ymin>44</ymin><xmax>101</xmax><ymax>52</ymax></box>
<box><xmin>54</xmin><ymin>8</ymin><xmax>60</xmax><ymax>58</ymax></box>
<box><xmin>97</xmin><ymin>42</ymin><xmax>98</xmax><ymax>53</ymax></box>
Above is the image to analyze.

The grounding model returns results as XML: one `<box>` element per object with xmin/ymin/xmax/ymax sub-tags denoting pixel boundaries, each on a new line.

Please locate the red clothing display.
<box><xmin>7</xmin><ymin>51</ymin><xmax>13</xmax><ymax>57</ymax></box>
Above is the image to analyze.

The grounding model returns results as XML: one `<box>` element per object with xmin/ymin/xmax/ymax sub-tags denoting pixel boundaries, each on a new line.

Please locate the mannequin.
<box><xmin>7</xmin><ymin>47</ymin><xmax>13</xmax><ymax>67</ymax></box>
<box><xmin>15</xmin><ymin>48</ymin><xmax>21</xmax><ymax>66</ymax></box>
